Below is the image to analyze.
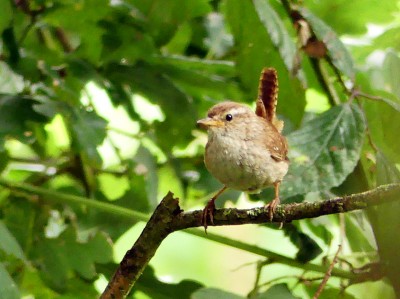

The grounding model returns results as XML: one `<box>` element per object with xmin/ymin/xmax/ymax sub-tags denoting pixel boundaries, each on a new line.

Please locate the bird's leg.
<box><xmin>202</xmin><ymin>186</ymin><xmax>227</xmax><ymax>232</ymax></box>
<box><xmin>265</xmin><ymin>181</ymin><xmax>281</xmax><ymax>221</ymax></box>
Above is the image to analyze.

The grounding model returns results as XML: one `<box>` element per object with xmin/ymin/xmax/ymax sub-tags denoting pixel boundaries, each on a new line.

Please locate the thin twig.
<box><xmin>313</xmin><ymin>245</ymin><xmax>342</xmax><ymax>299</ymax></box>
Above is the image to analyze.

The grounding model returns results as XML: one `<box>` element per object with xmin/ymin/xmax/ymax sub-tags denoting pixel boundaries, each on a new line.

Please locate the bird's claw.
<box><xmin>264</xmin><ymin>197</ymin><xmax>280</xmax><ymax>222</ymax></box>
<box><xmin>202</xmin><ymin>199</ymin><xmax>216</xmax><ymax>233</ymax></box>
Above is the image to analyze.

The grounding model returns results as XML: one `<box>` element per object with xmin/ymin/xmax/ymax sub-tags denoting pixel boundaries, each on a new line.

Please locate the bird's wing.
<box><xmin>260</xmin><ymin>122</ymin><xmax>289</xmax><ymax>162</ymax></box>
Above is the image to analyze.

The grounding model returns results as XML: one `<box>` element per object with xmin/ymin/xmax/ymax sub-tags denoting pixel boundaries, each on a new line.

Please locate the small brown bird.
<box><xmin>197</xmin><ymin>68</ymin><xmax>289</xmax><ymax>230</ymax></box>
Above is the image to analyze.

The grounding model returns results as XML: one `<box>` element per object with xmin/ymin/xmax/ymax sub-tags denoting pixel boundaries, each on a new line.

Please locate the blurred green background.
<box><xmin>0</xmin><ymin>0</ymin><xmax>400</xmax><ymax>298</ymax></box>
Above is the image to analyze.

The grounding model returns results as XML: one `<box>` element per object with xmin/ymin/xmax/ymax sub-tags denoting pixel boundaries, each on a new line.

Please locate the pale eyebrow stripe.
<box><xmin>229</xmin><ymin>106</ymin><xmax>249</xmax><ymax>115</ymax></box>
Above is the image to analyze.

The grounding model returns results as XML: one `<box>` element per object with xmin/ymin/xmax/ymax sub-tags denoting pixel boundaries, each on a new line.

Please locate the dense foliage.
<box><xmin>0</xmin><ymin>0</ymin><xmax>399</xmax><ymax>298</ymax></box>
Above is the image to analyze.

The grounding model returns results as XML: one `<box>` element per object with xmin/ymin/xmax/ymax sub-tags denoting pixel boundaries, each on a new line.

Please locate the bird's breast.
<box><xmin>204</xmin><ymin>132</ymin><xmax>288</xmax><ymax>192</ymax></box>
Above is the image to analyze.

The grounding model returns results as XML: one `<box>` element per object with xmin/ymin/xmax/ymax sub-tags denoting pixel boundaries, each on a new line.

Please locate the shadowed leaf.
<box><xmin>282</xmin><ymin>103</ymin><xmax>365</xmax><ymax>197</ymax></box>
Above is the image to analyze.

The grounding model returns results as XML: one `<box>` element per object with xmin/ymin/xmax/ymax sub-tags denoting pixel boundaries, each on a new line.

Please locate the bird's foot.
<box><xmin>202</xmin><ymin>198</ymin><xmax>216</xmax><ymax>233</ymax></box>
<box><xmin>264</xmin><ymin>197</ymin><xmax>280</xmax><ymax>222</ymax></box>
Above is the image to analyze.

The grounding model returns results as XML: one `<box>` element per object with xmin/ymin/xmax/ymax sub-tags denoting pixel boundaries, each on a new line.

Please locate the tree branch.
<box><xmin>100</xmin><ymin>183</ymin><xmax>400</xmax><ymax>298</ymax></box>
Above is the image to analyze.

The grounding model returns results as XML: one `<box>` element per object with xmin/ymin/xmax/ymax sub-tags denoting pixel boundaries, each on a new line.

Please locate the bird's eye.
<box><xmin>225</xmin><ymin>114</ymin><xmax>233</xmax><ymax>121</ymax></box>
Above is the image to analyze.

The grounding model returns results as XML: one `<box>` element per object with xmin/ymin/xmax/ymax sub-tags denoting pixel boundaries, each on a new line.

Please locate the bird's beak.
<box><xmin>196</xmin><ymin>118</ymin><xmax>223</xmax><ymax>129</ymax></box>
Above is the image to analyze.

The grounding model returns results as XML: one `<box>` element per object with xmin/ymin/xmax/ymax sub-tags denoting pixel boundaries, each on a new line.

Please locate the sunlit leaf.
<box><xmin>382</xmin><ymin>50</ymin><xmax>400</xmax><ymax>98</ymax></box>
<box><xmin>0</xmin><ymin>62</ymin><xmax>24</xmax><ymax>93</ymax></box>
<box><xmin>303</xmin><ymin>0</ymin><xmax>398</xmax><ymax>35</ymax></box>
<box><xmin>282</xmin><ymin>103</ymin><xmax>365</xmax><ymax>197</ymax></box>
<box><xmin>364</xmin><ymin>98</ymin><xmax>400</xmax><ymax>163</ymax></box>
<box><xmin>0</xmin><ymin>221</ymin><xmax>26</xmax><ymax>262</ymax></box>
<box><xmin>0</xmin><ymin>263</ymin><xmax>20</xmax><ymax>299</ymax></box>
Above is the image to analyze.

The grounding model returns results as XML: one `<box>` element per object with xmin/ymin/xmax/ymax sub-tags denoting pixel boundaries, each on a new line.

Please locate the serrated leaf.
<box><xmin>300</xmin><ymin>8</ymin><xmax>355</xmax><ymax>80</ymax></box>
<box><xmin>282</xmin><ymin>104</ymin><xmax>365</xmax><ymax>197</ymax></box>
<box><xmin>192</xmin><ymin>288</ymin><xmax>244</xmax><ymax>299</ymax></box>
<box><xmin>256</xmin><ymin>284</ymin><xmax>300</xmax><ymax>299</ymax></box>
<box><xmin>253</xmin><ymin>0</ymin><xmax>305</xmax><ymax>82</ymax></box>
<box><xmin>0</xmin><ymin>263</ymin><xmax>20</xmax><ymax>299</ymax></box>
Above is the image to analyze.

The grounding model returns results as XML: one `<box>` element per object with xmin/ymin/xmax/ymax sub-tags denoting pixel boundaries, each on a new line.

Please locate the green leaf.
<box><xmin>367</xmin><ymin>151</ymin><xmax>400</xmax><ymax>294</ymax></box>
<box><xmin>100</xmin><ymin>17</ymin><xmax>156</xmax><ymax>64</ymax></box>
<box><xmin>0</xmin><ymin>1</ymin><xmax>12</xmax><ymax>34</ymax></box>
<box><xmin>0</xmin><ymin>95</ymin><xmax>49</xmax><ymax>150</ymax></box>
<box><xmin>225</xmin><ymin>0</ymin><xmax>306</xmax><ymax>127</ymax></box>
<box><xmin>135</xmin><ymin>266</ymin><xmax>203</xmax><ymax>299</ymax></box>
<box><xmin>33</xmin><ymin>228</ymin><xmax>113</xmax><ymax>290</ymax></box>
<box><xmin>282</xmin><ymin>103</ymin><xmax>366</xmax><ymax>197</ymax></box>
<box><xmin>64</xmin><ymin>106</ymin><xmax>107</xmax><ymax>166</ymax></box>
<box><xmin>303</xmin><ymin>0</ymin><xmax>398</xmax><ymax>35</ymax></box>
<box><xmin>192</xmin><ymin>288</ymin><xmax>244</xmax><ymax>299</ymax></box>
<box><xmin>105</xmin><ymin>63</ymin><xmax>196</xmax><ymax>149</ymax></box>
<box><xmin>154</xmin><ymin>59</ymin><xmax>243</xmax><ymax>106</ymax></box>
<box><xmin>0</xmin><ymin>221</ymin><xmax>26</xmax><ymax>262</ymax></box>
<box><xmin>0</xmin><ymin>62</ymin><xmax>24</xmax><ymax>93</ymax></box>
<box><xmin>364</xmin><ymin>96</ymin><xmax>400</xmax><ymax>163</ymax></box>
<box><xmin>304</xmin><ymin>284</ymin><xmax>356</xmax><ymax>299</ymax></box>
<box><xmin>2</xmin><ymin>27</ymin><xmax>19</xmax><ymax>64</ymax></box>
<box><xmin>344</xmin><ymin>213</ymin><xmax>375</xmax><ymax>253</ymax></box>
<box><xmin>283</xmin><ymin>224</ymin><xmax>322</xmax><ymax>263</ymax></box>
<box><xmin>372</xmin><ymin>26</ymin><xmax>400</xmax><ymax>52</ymax></box>
<box><xmin>382</xmin><ymin>50</ymin><xmax>400</xmax><ymax>98</ymax></box>
<box><xmin>98</xmin><ymin>173</ymin><xmax>130</xmax><ymax>201</ymax></box>
<box><xmin>132</xmin><ymin>0</ymin><xmax>211</xmax><ymax>46</ymax></box>
<box><xmin>0</xmin><ymin>263</ymin><xmax>20</xmax><ymax>299</ymax></box>
<box><xmin>134</xmin><ymin>145</ymin><xmax>159</xmax><ymax>209</ymax></box>
<box><xmin>43</xmin><ymin>0</ymin><xmax>111</xmax><ymax>64</ymax></box>
<box><xmin>0</xmin><ymin>150</ymin><xmax>8</xmax><ymax>172</ymax></box>
<box><xmin>256</xmin><ymin>284</ymin><xmax>300</xmax><ymax>299</ymax></box>
<box><xmin>300</xmin><ymin>8</ymin><xmax>355</xmax><ymax>80</ymax></box>
<box><xmin>253</xmin><ymin>0</ymin><xmax>304</xmax><ymax>81</ymax></box>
